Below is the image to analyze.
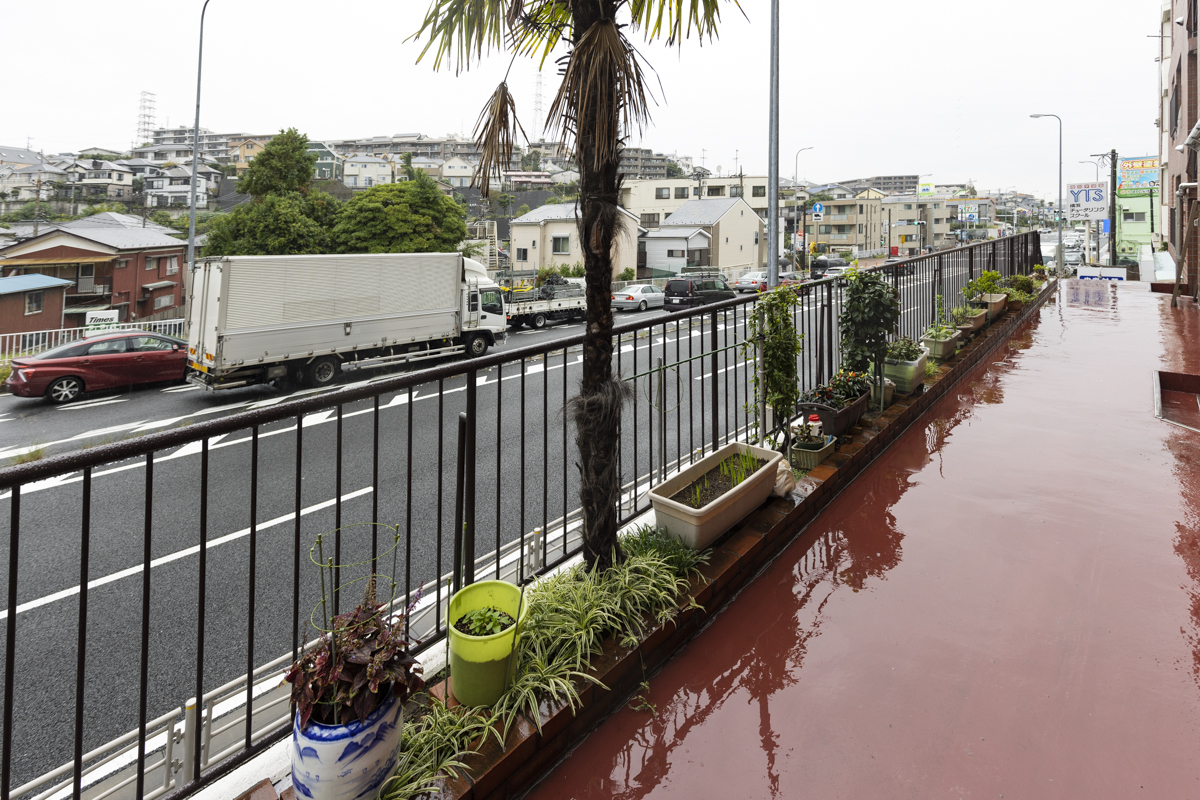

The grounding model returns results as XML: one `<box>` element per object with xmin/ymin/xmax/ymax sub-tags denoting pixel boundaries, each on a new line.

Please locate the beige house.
<box><xmin>882</xmin><ymin>193</ymin><xmax>956</xmax><ymax>256</ymax></box>
<box><xmin>800</xmin><ymin>188</ymin><xmax>887</xmax><ymax>255</ymax></box>
<box><xmin>643</xmin><ymin>198</ymin><xmax>765</xmax><ymax>276</ymax></box>
<box><xmin>509</xmin><ymin>202</ymin><xmax>642</xmax><ymax>277</ymax></box>
<box><xmin>440</xmin><ymin>156</ymin><xmax>475</xmax><ymax>188</ymax></box>
<box><xmin>231</xmin><ymin>139</ymin><xmax>268</xmax><ymax>176</ymax></box>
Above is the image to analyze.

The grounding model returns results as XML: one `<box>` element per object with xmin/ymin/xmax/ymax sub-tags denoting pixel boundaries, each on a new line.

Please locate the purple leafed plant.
<box><xmin>285</xmin><ymin>577</ymin><xmax>424</xmax><ymax>728</ymax></box>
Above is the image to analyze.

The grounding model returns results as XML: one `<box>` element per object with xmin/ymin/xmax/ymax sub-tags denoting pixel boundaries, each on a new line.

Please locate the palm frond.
<box><xmin>508</xmin><ymin>1</ymin><xmax>573</xmax><ymax>67</ymax></box>
<box><xmin>627</xmin><ymin>0</ymin><xmax>745</xmax><ymax>46</ymax></box>
<box><xmin>412</xmin><ymin>0</ymin><xmax>508</xmax><ymax>73</ymax></box>
<box><xmin>471</xmin><ymin>81</ymin><xmax>527</xmax><ymax>198</ymax></box>
<box><xmin>546</xmin><ymin>19</ymin><xmax>654</xmax><ymax>173</ymax></box>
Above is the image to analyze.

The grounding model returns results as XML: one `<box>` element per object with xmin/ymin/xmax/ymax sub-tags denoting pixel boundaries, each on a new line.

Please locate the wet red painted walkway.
<box><xmin>529</xmin><ymin>283</ymin><xmax>1200</xmax><ymax>799</ymax></box>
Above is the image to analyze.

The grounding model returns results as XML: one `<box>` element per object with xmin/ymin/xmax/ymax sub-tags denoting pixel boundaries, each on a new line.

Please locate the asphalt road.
<box><xmin>0</xmin><ymin>269</ymin><xmax>958</xmax><ymax>785</ymax></box>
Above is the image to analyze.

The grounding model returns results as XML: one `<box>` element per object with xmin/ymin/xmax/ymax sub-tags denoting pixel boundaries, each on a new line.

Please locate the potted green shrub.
<box><xmin>838</xmin><ymin>265</ymin><xmax>901</xmax><ymax>412</ymax></box>
<box><xmin>649</xmin><ymin>443</ymin><xmax>783</xmax><ymax>550</ymax></box>
<box><xmin>743</xmin><ymin>284</ymin><xmax>805</xmax><ymax>451</ymax></box>
<box><xmin>447</xmin><ymin>580</ymin><xmax>527</xmax><ymax>708</ymax></box>
<box><xmin>882</xmin><ymin>336</ymin><xmax>928</xmax><ymax>395</ymax></box>
<box><xmin>1000</xmin><ymin>274</ymin><xmax>1036</xmax><ymax>311</ymax></box>
<box><xmin>921</xmin><ymin>318</ymin><xmax>960</xmax><ymax>360</ymax></box>
<box><xmin>285</xmin><ymin>544</ymin><xmax>424</xmax><ymax>800</ymax></box>
<box><xmin>789</xmin><ymin>418</ymin><xmax>835</xmax><ymax>470</ymax></box>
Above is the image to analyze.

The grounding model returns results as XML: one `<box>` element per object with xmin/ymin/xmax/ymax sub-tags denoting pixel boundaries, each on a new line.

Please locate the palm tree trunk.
<box><xmin>571</xmin><ymin>0</ymin><xmax>630</xmax><ymax>572</ymax></box>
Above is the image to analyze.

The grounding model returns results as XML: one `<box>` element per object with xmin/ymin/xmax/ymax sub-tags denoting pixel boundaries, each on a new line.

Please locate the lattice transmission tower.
<box><xmin>136</xmin><ymin>91</ymin><xmax>156</xmax><ymax>146</ymax></box>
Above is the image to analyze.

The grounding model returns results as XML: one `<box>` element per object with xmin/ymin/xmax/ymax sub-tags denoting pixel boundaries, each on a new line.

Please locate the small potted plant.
<box><xmin>952</xmin><ymin>303</ymin><xmax>986</xmax><ymax>335</ymax></box>
<box><xmin>800</xmin><ymin>370</ymin><xmax>873</xmax><ymax>437</ymax></box>
<box><xmin>447</xmin><ymin>580</ymin><xmax>527</xmax><ymax>708</ymax></box>
<box><xmin>649</xmin><ymin>443</ymin><xmax>783</xmax><ymax>550</ymax></box>
<box><xmin>922</xmin><ymin>318</ymin><xmax>960</xmax><ymax>360</ymax></box>
<box><xmin>286</xmin><ymin>560</ymin><xmax>424</xmax><ymax>800</ymax></box>
<box><xmin>1000</xmin><ymin>274</ymin><xmax>1036</xmax><ymax>311</ymax></box>
<box><xmin>789</xmin><ymin>418</ymin><xmax>835</xmax><ymax>470</ymax></box>
<box><xmin>882</xmin><ymin>336</ymin><xmax>928</xmax><ymax>395</ymax></box>
<box><xmin>966</xmin><ymin>270</ymin><xmax>1007</xmax><ymax>317</ymax></box>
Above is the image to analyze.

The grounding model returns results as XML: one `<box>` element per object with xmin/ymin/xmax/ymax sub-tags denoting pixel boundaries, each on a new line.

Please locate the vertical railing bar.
<box><xmin>465</xmin><ymin>368</ymin><xmax>477</xmax><ymax>587</ymax></box>
<box><xmin>134</xmin><ymin>453</ymin><xmax>154</xmax><ymax>800</ymax></box>
<box><xmin>404</xmin><ymin>386</ymin><xmax>413</xmax><ymax>644</ymax></box>
<box><xmin>687</xmin><ymin>311</ymin><xmax>694</xmax><ymax>464</ymax></box>
<box><xmin>71</xmin><ymin>466</ymin><xmax>92</xmax><ymax>800</ymax></box>
<box><xmin>519</xmin><ymin>358</ymin><xmax>526</xmax><ymax>583</ymax></box>
<box><xmin>195</xmin><ymin>438</ymin><xmax>210</xmax><ymax>782</ymax></box>
<box><xmin>632</xmin><ymin>322</ymin><xmax>639</xmax><ymax>510</ymax></box>
<box><xmin>436</xmin><ymin>378</ymin><xmax>444</xmax><ymax>633</ymax></box>
<box><xmin>333</xmin><ymin>405</ymin><xmax>343</xmax><ymax>617</ymax></box>
<box><xmin>495</xmin><ymin>362</ymin><xmax>502</xmax><ymax>580</ymax></box>
<box><xmin>562</xmin><ymin>347</ymin><xmax>568</xmax><ymax>559</ymax></box>
<box><xmin>245</xmin><ymin>427</ymin><xmax>259</xmax><ymax>748</ymax></box>
<box><xmin>292</xmin><ymin>416</ymin><xmax>303</xmax><ymax>663</ymax></box>
<box><xmin>372</xmin><ymin>395</ymin><xmax>380</xmax><ymax>563</ymax></box>
<box><xmin>542</xmin><ymin>353</ymin><xmax>548</xmax><ymax>566</ymax></box>
<box><xmin>2</xmin><ymin>486</ymin><xmax>18</xmax><ymax>800</ymax></box>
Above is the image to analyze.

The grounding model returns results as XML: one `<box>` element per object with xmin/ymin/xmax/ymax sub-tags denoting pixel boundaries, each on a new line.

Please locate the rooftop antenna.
<box><xmin>137</xmin><ymin>90</ymin><xmax>157</xmax><ymax>146</ymax></box>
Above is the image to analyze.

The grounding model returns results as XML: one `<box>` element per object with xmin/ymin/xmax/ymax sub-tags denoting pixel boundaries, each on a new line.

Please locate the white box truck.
<box><xmin>185</xmin><ymin>253</ymin><xmax>507</xmax><ymax>391</ymax></box>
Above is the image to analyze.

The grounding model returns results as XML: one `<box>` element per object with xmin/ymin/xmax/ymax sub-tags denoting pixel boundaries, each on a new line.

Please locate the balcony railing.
<box><xmin>0</xmin><ymin>234</ymin><xmax>1042</xmax><ymax>800</ymax></box>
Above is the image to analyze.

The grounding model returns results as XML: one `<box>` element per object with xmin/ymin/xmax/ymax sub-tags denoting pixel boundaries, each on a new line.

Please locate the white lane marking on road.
<box><xmin>57</xmin><ymin>398</ymin><xmax>129</xmax><ymax>411</ymax></box>
<box><xmin>167</xmin><ymin>434</ymin><xmax>229</xmax><ymax>459</ymax></box>
<box><xmin>161</xmin><ymin>384</ymin><xmax>203</xmax><ymax>393</ymax></box>
<box><xmin>0</xmin><ymin>487</ymin><xmax>373</xmax><ymax>621</ymax></box>
<box><xmin>695</xmin><ymin>360</ymin><xmax>750</xmax><ymax>380</ymax></box>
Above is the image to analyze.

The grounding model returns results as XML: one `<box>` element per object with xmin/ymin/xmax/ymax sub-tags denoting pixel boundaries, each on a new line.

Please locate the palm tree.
<box><xmin>415</xmin><ymin>0</ymin><xmax>741</xmax><ymax>571</ymax></box>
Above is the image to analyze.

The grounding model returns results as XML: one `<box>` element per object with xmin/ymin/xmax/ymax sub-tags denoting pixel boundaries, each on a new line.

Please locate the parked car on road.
<box><xmin>811</xmin><ymin>256</ymin><xmax>848</xmax><ymax>279</ymax></box>
<box><xmin>735</xmin><ymin>271</ymin><xmax>767</xmax><ymax>293</ymax></box>
<box><xmin>880</xmin><ymin>256</ymin><xmax>914</xmax><ymax>277</ymax></box>
<box><xmin>611</xmin><ymin>283</ymin><xmax>665</xmax><ymax>311</ymax></box>
<box><xmin>664</xmin><ymin>276</ymin><xmax>736</xmax><ymax>309</ymax></box>
<box><xmin>822</xmin><ymin>265</ymin><xmax>850</xmax><ymax>286</ymax></box>
<box><xmin>777</xmin><ymin>271</ymin><xmax>813</xmax><ymax>295</ymax></box>
<box><xmin>5</xmin><ymin>332</ymin><xmax>187</xmax><ymax>404</ymax></box>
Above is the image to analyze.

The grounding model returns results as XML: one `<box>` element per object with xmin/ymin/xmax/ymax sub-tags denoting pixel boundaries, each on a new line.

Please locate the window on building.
<box><xmin>24</xmin><ymin>291</ymin><xmax>43</xmax><ymax>315</ymax></box>
<box><xmin>707</xmin><ymin>186</ymin><xmax>725</xmax><ymax>197</ymax></box>
<box><xmin>552</xmin><ymin>236</ymin><xmax>570</xmax><ymax>254</ymax></box>
<box><xmin>752</xmin><ymin>185</ymin><xmax>766</xmax><ymax>197</ymax></box>
<box><xmin>675</xmin><ymin>187</ymin><xmax>689</xmax><ymax>199</ymax></box>
<box><xmin>146</xmin><ymin>257</ymin><xmax>157</xmax><ymax>271</ymax></box>
<box><xmin>1123</xmin><ymin>211</ymin><xmax>1147</xmax><ymax>223</ymax></box>
<box><xmin>730</xmin><ymin>186</ymin><xmax>742</xmax><ymax>197</ymax></box>
<box><xmin>655</xmin><ymin>187</ymin><xmax>670</xmax><ymax>199</ymax></box>
<box><xmin>754</xmin><ymin>231</ymin><xmax>759</xmax><ymax>245</ymax></box>
<box><xmin>693</xmin><ymin>186</ymin><xmax>701</xmax><ymax>196</ymax></box>
<box><xmin>666</xmin><ymin>249</ymin><xmax>685</xmax><ymax>258</ymax></box>
<box><xmin>858</xmin><ymin>224</ymin><xmax>864</xmax><ymax>234</ymax></box>
<box><xmin>516</xmin><ymin>248</ymin><xmax>529</xmax><ymax>262</ymax></box>
<box><xmin>116</xmin><ymin>259</ymin><xmax>129</xmax><ymax>269</ymax></box>
<box><xmin>819</xmin><ymin>225</ymin><xmax>831</xmax><ymax>234</ymax></box>
<box><xmin>904</xmin><ymin>204</ymin><xmax>912</xmax><ymax>210</ymax></box>
<box><xmin>154</xmin><ymin>294</ymin><xmax>174</xmax><ymax>310</ymax></box>
<box><xmin>934</xmin><ymin>203</ymin><xmax>940</xmax><ymax>209</ymax></box>
<box><xmin>858</xmin><ymin>204</ymin><xmax>864</xmax><ymax>214</ymax></box>
<box><xmin>165</xmin><ymin>256</ymin><xmax>179</xmax><ymax>275</ymax></box>
<box><xmin>640</xmin><ymin>213</ymin><xmax>660</xmax><ymax>226</ymax></box>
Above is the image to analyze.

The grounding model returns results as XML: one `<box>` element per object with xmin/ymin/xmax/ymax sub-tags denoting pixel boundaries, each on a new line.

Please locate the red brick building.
<box><xmin>0</xmin><ymin>274</ymin><xmax>73</xmax><ymax>334</ymax></box>
<box><xmin>0</xmin><ymin>228</ymin><xmax>187</xmax><ymax>329</ymax></box>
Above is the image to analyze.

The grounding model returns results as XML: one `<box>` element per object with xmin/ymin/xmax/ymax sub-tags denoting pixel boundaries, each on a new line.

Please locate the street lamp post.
<box><xmin>186</xmin><ymin>0</ymin><xmax>214</xmax><ymax>276</ymax></box>
<box><xmin>766</xmin><ymin>0</ymin><xmax>780</xmax><ymax>288</ymax></box>
<box><xmin>792</xmin><ymin>147</ymin><xmax>813</xmax><ymax>271</ymax></box>
<box><xmin>1030</xmin><ymin>114</ymin><xmax>1062</xmax><ymax>269</ymax></box>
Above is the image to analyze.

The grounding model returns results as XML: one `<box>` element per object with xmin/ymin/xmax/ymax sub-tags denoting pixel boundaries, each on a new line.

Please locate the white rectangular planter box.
<box><xmin>649</xmin><ymin>442</ymin><xmax>783</xmax><ymax>551</ymax></box>
<box><xmin>921</xmin><ymin>330</ymin><xmax>960</xmax><ymax>360</ymax></box>
<box><xmin>972</xmin><ymin>292</ymin><xmax>1007</xmax><ymax>317</ymax></box>
<box><xmin>883</xmin><ymin>347</ymin><xmax>928</xmax><ymax>394</ymax></box>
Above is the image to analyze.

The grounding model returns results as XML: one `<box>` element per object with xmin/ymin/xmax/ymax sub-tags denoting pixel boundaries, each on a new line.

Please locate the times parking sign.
<box><xmin>1067</xmin><ymin>182</ymin><xmax>1108</xmax><ymax>221</ymax></box>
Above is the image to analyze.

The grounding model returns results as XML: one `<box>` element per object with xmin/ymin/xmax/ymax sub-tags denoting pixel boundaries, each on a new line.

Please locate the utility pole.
<box><xmin>1108</xmin><ymin>148</ymin><xmax>1118</xmax><ymax>266</ymax></box>
<box><xmin>766</xmin><ymin>0</ymin><xmax>780</xmax><ymax>287</ymax></box>
<box><xmin>33</xmin><ymin>163</ymin><xmax>42</xmax><ymax>238</ymax></box>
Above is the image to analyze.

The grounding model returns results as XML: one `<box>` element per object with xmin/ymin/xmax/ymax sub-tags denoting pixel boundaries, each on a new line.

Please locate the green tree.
<box><xmin>203</xmin><ymin>191</ymin><xmax>340</xmax><ymax>256</ymax></box>
<box><xmin>665</xmin><ymin>162</ymin><xmax>685</xmax><ymax>178</ymax></box>
<box><xmin>331</xmin><ymin>172</ymin><xmax>466</xmax><ymax>254</ymax></box>
<box><xmin>521</xmin><ymin>150</ymin><xmax>542</xmax><ymax>171</ymax></box>
<box><xmin>416</xmin><ymin>0</ymin><xmax>737</xmax><ymax>571</ymax></box>
<box><xmin>515</xmin><ymin>203</ymin><xmax>531</xmax><ymax>217</ymax></box>
<box><xmin>402</xmin><ymin>152</ymin><xmax>416</xmax><ymax>181</ymax></box>
<box><xmin>543</xmin><ymin>196</ymin><xmax>562</xmax><ymax>205</ymax></box>
<box><xmin>237</xmin><ymin>128</ymin><xmax>318</xmax><ymax>198</ymax></box>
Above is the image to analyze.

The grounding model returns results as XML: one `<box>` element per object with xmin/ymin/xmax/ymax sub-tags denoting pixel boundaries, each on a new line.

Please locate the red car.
<box><xmin>5</xmin><ymin>332</ymin><xmax>187</xmax><ymax>404</ymax></box>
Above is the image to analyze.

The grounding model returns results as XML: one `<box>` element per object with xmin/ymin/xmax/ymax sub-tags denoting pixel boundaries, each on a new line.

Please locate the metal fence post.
<box><xmin>181</xmin><ymin>698</ymin><xmax>197</xmax><ymax>785</ymax></box>
<box><xmin>656</xmin><ymin>357</ymin><xmax>667</xmax><ymax>484</ymax></box>
<box><xmin>452</xmin><ymin>412</ymin><xmax>467</xmax><ymax>594</ymax></box>
<box><xmin>756</xmin><ymin>308</ymin><xmax>768</xmax><ymax>445</ymax></box>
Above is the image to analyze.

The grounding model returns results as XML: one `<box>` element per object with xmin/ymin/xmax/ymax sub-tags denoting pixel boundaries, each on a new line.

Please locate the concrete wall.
<box><xmin>710</xmin><ymin>205</ymin><xmax>763</xmax><ymax>271</ymax></box>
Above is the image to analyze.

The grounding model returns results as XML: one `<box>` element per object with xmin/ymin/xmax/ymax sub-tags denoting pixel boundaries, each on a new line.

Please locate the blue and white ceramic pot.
<box><xmin>290</xmin><ymin>691</ymin><xmax>404</xmax><ymax>800</ymax></box>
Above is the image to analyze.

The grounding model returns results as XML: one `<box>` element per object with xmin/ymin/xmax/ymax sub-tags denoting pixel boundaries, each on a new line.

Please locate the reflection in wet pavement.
<box><xmin>529</xmin><ymin>285</ymin><xmax>1200</xmax><ymax>799</ymax></box>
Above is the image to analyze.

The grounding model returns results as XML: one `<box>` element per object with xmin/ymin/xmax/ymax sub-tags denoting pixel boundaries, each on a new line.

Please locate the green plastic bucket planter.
<box><xmin>448</xmin><ymin>580</ymin><xmax>526</xmax><ymax>708</ymax></box>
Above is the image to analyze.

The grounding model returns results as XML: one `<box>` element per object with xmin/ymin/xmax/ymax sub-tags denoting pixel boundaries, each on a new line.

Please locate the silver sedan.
<box><xmin>611</xmin><ymin>283</ymin><xmax>666</xmax><ymax>311</ymax></box>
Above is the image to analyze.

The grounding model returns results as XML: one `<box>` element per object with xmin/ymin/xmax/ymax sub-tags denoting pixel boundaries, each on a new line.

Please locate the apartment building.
<box><xmin>800</xmin><ymin>188</ymin><xmax>886</xmax><ymax>254</ymax></box>
<box><xmin>839</xmin><ymin>174</ymin><xmax>920</xmax><ymax>195</ymax></box>
<box><xmin>618</xmin><ymin>147</ymin><xmax>668</xmax><ymax>180</ymax></box>
<box><xmin>148</xmin><ymin>127</ymin><xmax>241</xmax><ymax>163</ymax></box>
<box><xmin>619</xmin><ymin>176</ymin><xmax>774</xmax><ymax>228</ymax></box>
<box><xmin>881</xmin><ymin>193</ymin><xmax>954</xmax><ymax>255</ymax></box>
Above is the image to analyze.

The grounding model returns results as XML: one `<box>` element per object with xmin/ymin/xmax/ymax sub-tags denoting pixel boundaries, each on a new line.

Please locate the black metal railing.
<box><xmin>0</xmin><ymin>233</ymin><xmax>1039</xmax><ymax>800</ymax></box>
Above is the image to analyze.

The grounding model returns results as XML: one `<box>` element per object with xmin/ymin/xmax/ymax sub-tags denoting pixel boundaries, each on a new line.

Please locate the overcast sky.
<box><xmin>4</xmin><ymin>0</ymin><xmax>1159</xmax><ymax>202</ymax></box>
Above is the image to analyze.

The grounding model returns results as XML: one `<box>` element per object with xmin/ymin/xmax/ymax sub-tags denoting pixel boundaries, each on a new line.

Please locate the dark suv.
<box><xmin>811</xmin><ymin>256</ymin><xmax>848</xmax><ymax>280</ymax></box>
<box><xmin>664</xmin><ymin>276</ymin><xmax>736</xmax><ymax>309</ymax></box>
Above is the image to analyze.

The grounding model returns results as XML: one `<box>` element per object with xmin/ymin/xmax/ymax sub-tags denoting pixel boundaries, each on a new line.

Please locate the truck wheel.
<box><xmin>530</xmin><ymin>313</ymin><xmax>547</xmax><ymax>330</ymax></box>
<box><xmin>465</xmin><ymin>334</ymin><xmax>489</xmax><ymax>358</ymax></box>
<box><xmin>306</xmin><ymin>356</ymin><xmax>340</xmax><ymax>389</ymax></box>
